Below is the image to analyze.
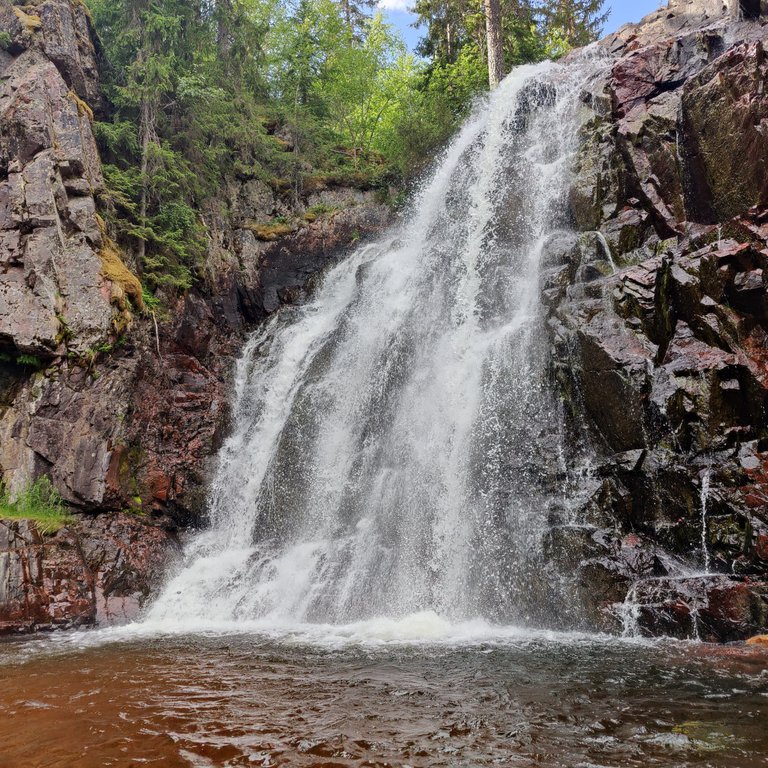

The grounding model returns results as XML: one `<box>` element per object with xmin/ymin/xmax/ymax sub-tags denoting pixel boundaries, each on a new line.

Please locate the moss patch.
<box><xmin>68</xmin><ymin>90</ymin><xmax>94</xmax><ymax>122</ymax></box>
<box><xmin>13</xmin><ymin>7</ymin><xmax>42</xmax><ymax>32</ymax></box>
<box><xmin>97</xmin><ymin>218</ymin><xmax>145</xmax><ymax>312</ymax></box>
<box><xmin>247</xmin><ymin>221</ymin><xmax>295</xmax><ymax>241</ymax></box>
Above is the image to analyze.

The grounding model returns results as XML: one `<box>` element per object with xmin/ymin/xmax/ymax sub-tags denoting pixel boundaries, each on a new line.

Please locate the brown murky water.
<box><xmin>1</xmin><ymin>629</ymin><xmax>767</xmax><ymax>768</ymax></box>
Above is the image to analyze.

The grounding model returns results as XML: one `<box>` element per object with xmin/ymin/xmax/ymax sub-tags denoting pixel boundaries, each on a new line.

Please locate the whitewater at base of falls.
<box><xmin>145</xmin><ymin>50</ymin><xmax>611</xmax><ymax>635</ymax></box>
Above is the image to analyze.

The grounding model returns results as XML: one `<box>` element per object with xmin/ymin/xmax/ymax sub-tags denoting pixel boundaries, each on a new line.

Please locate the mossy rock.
<box><xmin>247</xmin><ymin>221</ymin><xmax>295</xmax><ymax>241</ymax></box>
<box><xmin>13</xmin><ymin>6</ymin><xmax>42</xmax><ymax>32</ymax></box>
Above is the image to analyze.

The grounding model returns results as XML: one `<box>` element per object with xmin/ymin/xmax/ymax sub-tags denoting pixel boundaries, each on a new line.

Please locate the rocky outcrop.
<box><xmin>549</xmin><ymin>0</ymin><xmax>768</xmax><ymax>640</ymax></box>
<box><xmin>0</xmin><ymin>0</ymin><xmax>125</xmax><ymax>360</ymax></box>
<box><xmin>0</xmin><ymin>513</ymin><xmax>176</xmax><ymax>633</ymax></box>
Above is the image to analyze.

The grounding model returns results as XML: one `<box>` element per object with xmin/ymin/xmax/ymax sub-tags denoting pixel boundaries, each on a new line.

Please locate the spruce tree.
<box><xmin>536</xmin><ymin>0</ymin><xmax>609</xmax><ymax>50</ymax></box>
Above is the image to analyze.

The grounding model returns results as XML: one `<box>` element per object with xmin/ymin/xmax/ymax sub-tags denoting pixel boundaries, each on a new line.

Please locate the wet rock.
<box><xmin>0</xmin><ymin>513</ymin><xmax>177</xmax><ymax>634</ymax></box>
<box><xmin>256</xmin><ymin>204</ymin><xmax>391</xmax><ymax>316</ymax></box>
<box><xmin>627</xmin><ymin>576</ymin><xmax>768</xmax><ymax>642</ymax></box>
<box><xmin>549</xmin><ymin>4</ymin><xmax>768</xmax><ymax>639</ymax></box>
<box><xmin>553</xmin><ymin>297</ymin><xmax>656</xmax><ymax>453</ymax></box>
<box><xmin>0</xmin><ymin>518</ymin><xmax>92</xmax><ymax>633</ymax></box>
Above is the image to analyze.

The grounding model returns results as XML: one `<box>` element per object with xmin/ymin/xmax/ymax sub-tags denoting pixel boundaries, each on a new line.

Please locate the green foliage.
<box><xmin>0</xmin><ymin>31</ymin><xmax>12</xmax><ymax>50</ymax></box>
<box><xmin>88</xmin><ymin>0</ymin><xmax>426</xmax><ymax>241</ymax></box>
<box><xmin>408</xmin><ymin>0</ymin><xmax>607</xmax><ymax>154</ymax></box>
<box><xmin>535</xmin><ymin>0</ymin><xmax>609</xmax><ymax>53</ymax></box>
<box><xmin>304</xmin><ymin>202</ymin><xmax>338</xmax><ymax>221</ymax></box>
<box><xmin>0</xmin><ymin>477</ymin><xmax>72</xmax><ymax>535</ymax></box>
<box><xmin>141</xmin><ymin>288</ymin><xmax>161</xmax><ymax>312</ymax></box>
<box><xmin>15</xmin><ymin>354</ymin><xmax>42</xmax><ymax>368</ymax></box>
<box><xmin>83</xmin><ymin>0</ymin><xmax>608</xmax><ymax>294</ymax></box>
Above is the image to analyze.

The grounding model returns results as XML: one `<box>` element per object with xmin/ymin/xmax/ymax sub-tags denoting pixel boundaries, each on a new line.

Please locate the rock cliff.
<box><xmin>547</xmin><ymin>0</ymin><xmax>768</xmax><ymax>640</ymax></box>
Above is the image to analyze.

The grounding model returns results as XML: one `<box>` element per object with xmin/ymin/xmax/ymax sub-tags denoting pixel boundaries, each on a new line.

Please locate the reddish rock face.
<box><xmin>682</xmin><ymin>42</ymin><xmax>768</xmax><ymax>222</ymax></box>
<box><xmin>0</xmin><ymin>514</ymin><xmax>177</xmax><ymax>634</ymax></box>
<box><xmin>548</xmin><ymin>4</ymin><xmax>768</xmax><ymax>640</ymax></box>
<box><xmin>0</xmin><ymin>520</ymin><xmax>92</xmax><ymax>633</ymax></box>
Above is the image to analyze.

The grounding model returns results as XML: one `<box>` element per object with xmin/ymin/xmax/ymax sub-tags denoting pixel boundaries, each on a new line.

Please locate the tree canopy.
<box><xmin>85</xmin><ymin>0</ymin><xmax>607</xmax><ymax>293</ymax></box>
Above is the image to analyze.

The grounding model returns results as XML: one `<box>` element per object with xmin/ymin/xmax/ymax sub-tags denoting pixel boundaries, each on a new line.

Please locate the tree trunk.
<box><xmin>340</xmin><ymin>0</ymin><xmax>353</xmax><ymax>32</ymax></box>
<box><xmin>138</xmin><ymin>96</ymin><xmax>152</xmax><ymax>267</ymax></box>
<box><xmin>484</xmin><ymin>0</ymin><xmax>504</xmax><ymax>89</ymax></box>
<box><xmin>217</xmin><ymin>0</ymin><xmax>233</xmax><ymax>55</ymax></box>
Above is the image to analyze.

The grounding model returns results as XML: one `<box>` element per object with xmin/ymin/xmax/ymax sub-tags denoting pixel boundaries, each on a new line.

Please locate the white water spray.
<box><xmin>147</xmin><ymin>52</ymin><xmax>609</xmax><ymax>630</ymax></box>
<box><xmin>700</xmin><ymin>469</ymin><xmax>712</xmax><ymax>574</ymax></box>
<box><xmin>593</xmin><ymin>230</ymin><xmax>618</xmax><ymax>274</ymax></box>
<box><xmin>619</xmin><ymin>583</ymin><xmax>641</xmax><ymax>638</ymax></box>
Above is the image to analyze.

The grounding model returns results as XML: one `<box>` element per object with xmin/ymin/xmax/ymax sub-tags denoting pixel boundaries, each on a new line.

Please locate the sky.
<box><xmin>379</xmin><ymin>0</ymin><xmax>665</xmax><ymax>52</ymax></box>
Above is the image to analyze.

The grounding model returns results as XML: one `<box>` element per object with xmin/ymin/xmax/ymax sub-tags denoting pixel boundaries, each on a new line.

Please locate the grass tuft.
<box><xmin>247</xmin><ymin>220</ymin><xmax>295</xmax><ymax>241</ymax></box>
<box><xmin>0</xmin><ymin>477</ymin><xmax>73</xmax><ymax>535</ymax></box>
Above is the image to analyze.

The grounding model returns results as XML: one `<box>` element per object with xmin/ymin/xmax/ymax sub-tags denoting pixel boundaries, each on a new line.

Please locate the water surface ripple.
<box><xmin>1</xmin><ymin>630</ymin><xmax>766</xmax><ymax>767</ymax></box>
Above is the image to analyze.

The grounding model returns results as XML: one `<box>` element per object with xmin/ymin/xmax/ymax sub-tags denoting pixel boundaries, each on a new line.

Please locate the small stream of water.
<box><xmin>701</xmin><ymin>469</ymin><xmax>712</xmax><ymax>575</ymax></box>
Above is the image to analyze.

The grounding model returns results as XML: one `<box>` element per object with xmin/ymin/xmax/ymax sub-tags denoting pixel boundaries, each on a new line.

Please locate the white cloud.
<box><xmin>378</xmin><ymin>0</ymin><xmax>413</xmax><ymax>11</ymax></box>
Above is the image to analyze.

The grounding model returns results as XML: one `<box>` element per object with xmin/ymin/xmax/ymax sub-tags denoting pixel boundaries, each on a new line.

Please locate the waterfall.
<box><xmin>147</xmin><ymin>51</ymin><xmax>608</xmax><ymax>630</ymax></box>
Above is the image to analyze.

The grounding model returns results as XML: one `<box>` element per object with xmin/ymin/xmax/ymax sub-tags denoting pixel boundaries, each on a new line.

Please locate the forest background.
<box><xmin>82</xmin><ymin>0</ymin><xmax>609</xmax><ymax>292</ymax></box>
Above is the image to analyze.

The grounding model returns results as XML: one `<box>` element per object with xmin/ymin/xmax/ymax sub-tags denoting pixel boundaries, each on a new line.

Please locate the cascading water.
<box><xmin>700</xmin><ymin>469</ymin><xmax>712</xmax><ymax>574</ymax></box>
<box><xmin>147</xmin><ymin>51</ymin><xmax>609</xmax><ymax>631</ymax></box>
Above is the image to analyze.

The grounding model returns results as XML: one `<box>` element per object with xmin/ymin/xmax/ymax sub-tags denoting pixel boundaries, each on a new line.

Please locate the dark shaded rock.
<box><xmin>552</xmin><ymin>298</ymin><xmax>656</xmax><ymax>453</ymax></box>
<box><xmin>630</xmin><ymin>576</ymin><xmax>768</xmax><ymax>642</ymax></box>
<box><xmin>548</xmin><ymin>2</ymin><xmax>768</xmax><ymax>640</ymax></box>
<box><xmin>682</xmin><ymin>42</ymin><xmax>768</xmax><ymax>222</ymax></box>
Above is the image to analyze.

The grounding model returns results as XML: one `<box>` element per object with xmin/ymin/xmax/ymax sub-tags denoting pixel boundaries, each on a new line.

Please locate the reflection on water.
<box><xmin>1</xmin><ymin>628</ymin><xmax>767</xmax><ymax>767</ymax></box>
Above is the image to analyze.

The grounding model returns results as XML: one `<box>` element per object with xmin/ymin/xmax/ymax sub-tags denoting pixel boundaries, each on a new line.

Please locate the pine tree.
<box><xmin>337</xmin><ymin>0</ymin><xmax>377</xmax><ymax>36</ymax></box>
<box><xmin>413</xmin><ymin>0</ymin><xmax>474</xmax><ymax>63</ymax></box>
<box><xmin>536</xmin><ymin>0</ymin><xmax>608</xmax><ymax>50</ymax></box>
